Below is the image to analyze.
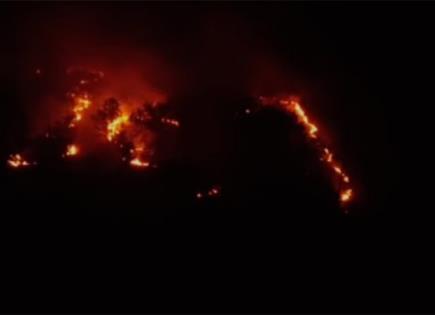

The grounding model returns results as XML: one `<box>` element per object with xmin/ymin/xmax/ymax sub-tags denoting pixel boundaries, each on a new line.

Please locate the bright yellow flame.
<box><xmin>69</xmin><ymin>95</ymin><xmax>92</xmax><ymax>128</ymax></box>
<box><xmin>66</xmin><ymin>144</ymin><xmax>79</xmax><ymax>156</ymax></box>
<box><xmin>340</xmin><ymin>189</ymin><xmax>353</xmax><ymax>203</ymax></box>
<box><xmin>107</xmin><ymin>114</ymin><xmax>129</xmax><ymax>142</ymax></box>
<box><xmin>7</xmin><ymin>154</ymin><xmax>31</xmax><ymax>168</ymax></box>
<box><xmin>130</xmin><ymin>158</ymin><xmax>150</xmax><ymax>168</ymax></box>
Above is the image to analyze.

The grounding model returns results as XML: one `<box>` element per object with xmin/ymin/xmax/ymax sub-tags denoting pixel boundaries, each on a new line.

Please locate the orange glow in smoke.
<box><xmin>8</xmin><ymin>67</ymin><xmax>176</xmax><ymax>172</ymax></box>
<box><xmin>107</xmin><ymin>113</ymin><xmax>129</xmax><ymax>142</ymax></box>
<box><xmin>7</xmin><ymin>154</ymin><xmax>32</xmax><ymax>168</ymax></box>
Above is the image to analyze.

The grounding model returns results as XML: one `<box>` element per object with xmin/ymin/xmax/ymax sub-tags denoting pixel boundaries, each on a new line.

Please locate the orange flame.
<box><xmin>128</xmin><ymin>143</ymin><xmax>152</xmax><ymax>168</ymax></box>
<box><xmin>7</xmin><ymin>154</ymin><xmax>32</xmax><ymax>168</ymax></box>
<box><xmin>107</xmin><ymin>113</ymin><xmax>129</xmax><ymax>142</ymax></box>
<box><xmin>340</xmin><ymin>189</ymin><xmax>353</xmax><ymax>203</ymax></box>
<box><xmin>66</xmin><ymin>144</ymin><xmax>79</xmax><ymax>157</ymax></box>
<box><xmin>323</xmin><ymin>148</ymin><xmax>333</xmax><ymax>162</ymax></box>
<box><xmin>130</xmin><ymin>158</ymin><xmax>150</xmax><ymax>168</ymax></box>
<box><xmin>260</xmin><ymin>96</ymin><xmax>354</xmax><ymax>206</ymax></box>
<box><xmin>69</xmin><ymin>95</ymin><xmax>92</xmax><ymax>128</ymax></box>
<box><xmin>8</xmin><ymin>68</ymin><xmax>173</xmax><ymax>171</ymax></box>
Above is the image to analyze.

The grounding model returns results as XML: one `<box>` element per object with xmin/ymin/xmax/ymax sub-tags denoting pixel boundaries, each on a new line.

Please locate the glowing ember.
<box><xmin>209</xmin><ymin>187</ymin><xmax>220</xmax><ymax>196</ymax></box>
<box><xmin>260</xmin><ymin>96</ymin><xmax>354</xmax><ymax>207</ymax></box>
<box><xmin>107</xmin><ymin>114</ymin><xmax>129</xmax><ymax>142</ymax></box>
<box><xmin>323</xmin><ymin>148</ymin><xmax>333</xmax><ymax>163</ymax></box>
<box><xmin>130</xmin><ymin>158</ymin><xmax>150</xmax><ymax>168</ymax></box>
<box><xmin>66</xmin><ymin>144</ymin><xmax>79</xmax><ymax>156</ymax></box>
<box><xmin>7</xmin><ymin>154</ymin><xmax>32</xmax><ymax>168</ymax></box>
<box><xmin>197</xmin><ymin>186</ymin><xmax>221</xmax><ymax>200</ymax></box>
<box><xmin>340</xmin><ymin>189</ymin><xmax>353</xmax><ymax>203</ymax></box>
<box><xmin>161</xmin><ymin>117</ymin><xmax>180</xmax><ymax>127</ymax></box>
<box><xmin>7</xmin><ymin>66</ymin><xmax>356</xmax><ymax>213</ymax></box>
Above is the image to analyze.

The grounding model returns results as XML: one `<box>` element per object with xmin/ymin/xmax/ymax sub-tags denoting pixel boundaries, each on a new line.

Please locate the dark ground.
<box><xmin>0</xmin><ymin>2</ymin><xmax>432</xmax><ymax>313</ymax></box>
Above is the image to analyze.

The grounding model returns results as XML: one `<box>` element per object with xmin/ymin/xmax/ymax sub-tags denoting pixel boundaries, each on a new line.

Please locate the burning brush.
<box><xmin>7</xmin><ymin>67</ymin><xmax>179</xmax><ymax>170</ymax></box>
<box><xmin>257</xmin><ymin>95</ymin><xmax>354</xmax><ymax>206</ymax></box>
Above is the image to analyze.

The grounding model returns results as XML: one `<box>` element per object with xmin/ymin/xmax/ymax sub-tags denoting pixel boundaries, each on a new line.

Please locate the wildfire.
<box><xmin>107</xmin><ymin>114</ymin><xmax>129</xmax><ymax>142</ymax></box>
<box><xmin>65</xmin><ymin>144</ymin><xmax>79</xmax><ymax>156</ymax></box>
<box><xmin>69</xmin><ymin>95</ymin><xmax>92</xmax><ymax>128</ymax></box>
<box><xmin>278</xmin><ymin>98</ymin><xmax>318</xmax><ymax>138</ymax></box>
<box><xmin>260</xmin><ymin>96</ymin><xmax>354</xmax><ymax>207</ymax></box>
<box><xmin>7</xmin><ymin>67</ymin><xmax>179</xmax><ymax>172</ymax></box>
<box><xmin>7</xmin><ymin>66</ymin><xmax>356</xmax><ymax>214</ymax></box>
<box><xmin>7</xmin><ymin>154</ymin><xmax>32</xmax><ymax>168</ymax></box>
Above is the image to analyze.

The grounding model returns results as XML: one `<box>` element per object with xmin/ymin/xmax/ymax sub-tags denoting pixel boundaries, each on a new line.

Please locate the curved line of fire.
<box><xmin>257</xmin><ymin>95</ymin><xmax>353</xmax><ymax>207</ymax></box>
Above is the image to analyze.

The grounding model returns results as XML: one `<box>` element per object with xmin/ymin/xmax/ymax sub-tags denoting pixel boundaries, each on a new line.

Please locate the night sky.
<box><xmin>0</xmin><ymin>2</ymin><xmax>431</xmax><ymax>313</ymax></box>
